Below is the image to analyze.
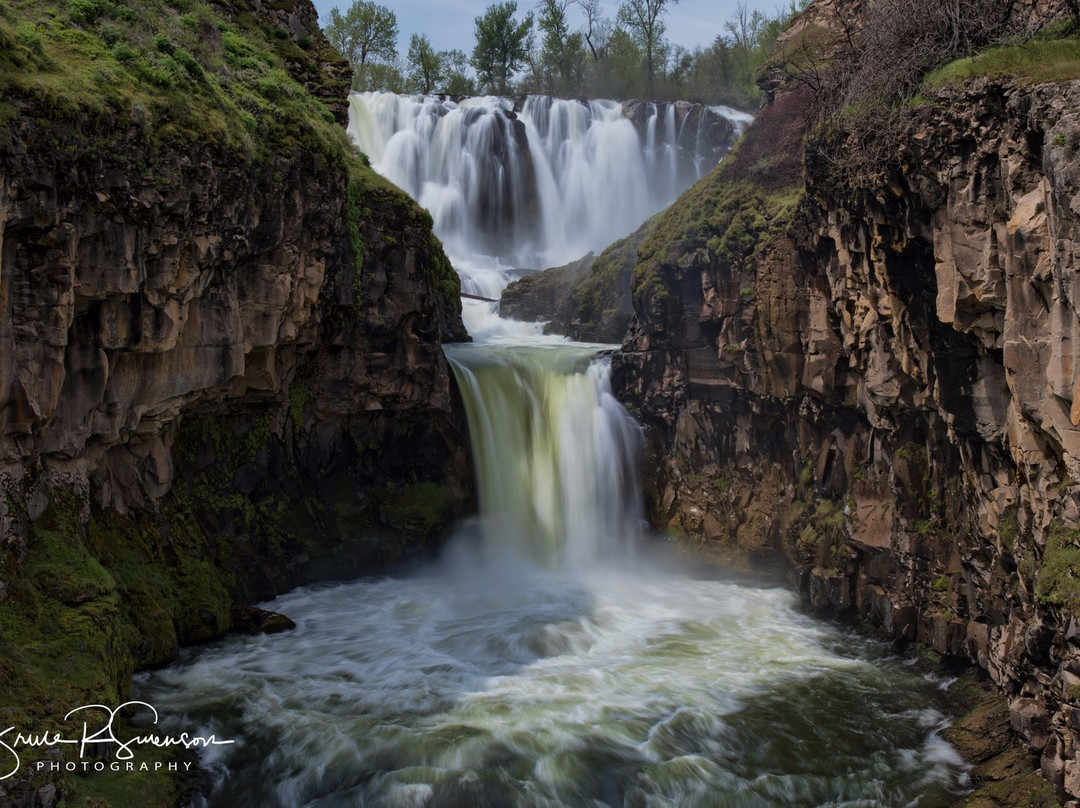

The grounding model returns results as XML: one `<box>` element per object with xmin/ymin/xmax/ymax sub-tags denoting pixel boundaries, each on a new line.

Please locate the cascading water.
<box><xmin>446</xmin><ymin>342</ymin><xmax>643</xmax><ymax>566</ymax></box>
<box><xmin>346</xmin><ymin>92</ymin><xmax>748</xmax><ymax>307</ymax></box>
<box><xmin>136</xmin><ymin>92</ymin><xmax>970</xmax><ymax>807</ymax></box>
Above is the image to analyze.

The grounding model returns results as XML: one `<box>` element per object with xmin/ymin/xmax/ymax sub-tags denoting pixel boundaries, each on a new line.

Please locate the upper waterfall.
<box><xmin>347</xmin><ymin>92</ymin><xmax>751</xmax><ymax>287</ymax></box>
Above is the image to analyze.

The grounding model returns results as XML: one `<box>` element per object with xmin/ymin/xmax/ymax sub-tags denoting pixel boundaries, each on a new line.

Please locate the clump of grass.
<box><xmin>923</xmin><ymin>34</ymin><xmax>1080</xmax><ymax>90</ymax></box>
<box><xmin>67</xmin><ymin>0</ymin><xmax>111</xmax><ymax>26</ymax></box>
<box><xmin>1036</xmin><ymin>520</ymin><xmax>1080</xmax><ymax>614</ymax></box>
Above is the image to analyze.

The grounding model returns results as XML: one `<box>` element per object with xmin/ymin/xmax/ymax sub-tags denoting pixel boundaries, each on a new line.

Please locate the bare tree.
<box><xmin>573</xmin><ymin>0</ymin><xmax>613</xmax><ymax>60</ymax></box>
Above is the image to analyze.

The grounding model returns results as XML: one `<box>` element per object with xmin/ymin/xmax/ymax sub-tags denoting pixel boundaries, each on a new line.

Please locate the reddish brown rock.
<box><xmin>615</xmin><ymin>76</ymin><xmax>1080</xmax><ymax>802</ymax></box>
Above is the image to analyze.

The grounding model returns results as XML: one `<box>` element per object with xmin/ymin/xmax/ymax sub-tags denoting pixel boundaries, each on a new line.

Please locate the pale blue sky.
<box><xmin>311</xmin><ymin>0</ymin><xmax>783</xmax><ymax>62</ymax></box>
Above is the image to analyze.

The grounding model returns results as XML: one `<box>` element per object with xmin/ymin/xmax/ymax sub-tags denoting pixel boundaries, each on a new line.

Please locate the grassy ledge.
<box><xmin>923</xmin><ymin>23</ymin><xmax>1080</xmax><ymax>91</ymax></box>
<box><xmin>0</xmin><ymin>0</ymin><xmax>350</xmax><ymax>162</ymax></box>
<box><xmin>631</xmin><ymin>87</ymin><xmax>810</xmax><ymax>302</ymax></box>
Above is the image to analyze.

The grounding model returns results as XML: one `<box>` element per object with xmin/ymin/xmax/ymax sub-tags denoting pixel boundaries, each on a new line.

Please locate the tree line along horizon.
<box><xmin>325</xmin><ymin>0</ymin><xmax>805</xmax><ymax>107</ymax></box>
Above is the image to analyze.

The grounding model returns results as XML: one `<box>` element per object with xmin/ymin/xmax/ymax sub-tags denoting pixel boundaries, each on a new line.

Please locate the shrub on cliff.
<box><xmin>1036</xmin><ymin>521</ymin><xmax>1080</xmax><ymax>615</ymax></box>
<box><xmin>829</xmin><ymin>0</ymin><xmax>1015</xmax><ymax>108</ymax></box>
<box><xmin>723</xmin><ymin>84</ymin><xmax>812</xmax><ymax>191</ymax></box>
<box><xmin>787</xmin><ymin>0</ymin><xmax>1078</xmax><ymax>187</ymax></box>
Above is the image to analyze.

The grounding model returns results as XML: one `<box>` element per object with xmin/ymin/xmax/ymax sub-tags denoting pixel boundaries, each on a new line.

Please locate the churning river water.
<box><xmin>137</xmin><ymin>554</ymin><xmax>967</xmax><ymax>806</ymax></box>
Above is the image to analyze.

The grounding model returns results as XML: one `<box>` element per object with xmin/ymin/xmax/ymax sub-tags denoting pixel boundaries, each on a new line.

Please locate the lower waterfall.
<box><xmin>135</xmin><ymin>92</ymin><xmax>970</xmax><ymax>807</ymax></box>
<box><xmin>446</xmin><ymin>341</ymin><xmax>643</xmax><ymax>567</ymax></box>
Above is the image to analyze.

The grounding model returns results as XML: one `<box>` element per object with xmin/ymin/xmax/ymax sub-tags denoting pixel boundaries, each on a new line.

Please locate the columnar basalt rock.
<box><xmin>0</xmin><ymin>0</ymin><xmax>468</xmax><ymax>548</ymax></box>
<box><xmin>0</xmin><ymin>4</ymin><xmax>471</xmax><ymax>800</ymax></box>
<box><xmin>0</xmin><ymin>105</ymin><xmax>468</xmax><ymax>551</ymax></box>
<box><xmin>615</xmin><ymin>79</ymin><xmax>1080</xmax><ymax>800</ymax></box>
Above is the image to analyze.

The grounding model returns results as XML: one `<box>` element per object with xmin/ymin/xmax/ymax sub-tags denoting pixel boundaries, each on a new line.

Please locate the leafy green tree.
<box><xmin>472</xmin><ymin>1</ymin><xmax>534</xmax><ymax>94</ymax></box>
<box><xmin>616</xmin><ymin>0</ymin><xmax>679</xmax><ymax>93</ymax></box>
<box><xmin>407</xmin><ymin>33</ymin><xmax>443</xmax><ymax>94</ymax></box>
<box><xmin>711</xmin><ymin>0</ymin><xmax>803</xmax><ymax>105</ymax></box>
<box><xmin>536</xmin><ymin>0</ymin><xmax>586</xmax><ymax>96</ymax></box>
<box><xmin>324</xmin><ymin>0</ymin><xmax>399</xmax><ymax>90</ymax></box>
<box><xmin>724</xmin><ymin>1</ymin><xmax>767</xmax><ymax>88</ymax></box>
<box><xmin>682</xmin><ymin>39</ymin><xmax>739</xmax><ymax>103</ymax></box>
<box><xmin>365</xmin><ymin>59</ymin><xmax>406</xmax><ymax>92</ymax></box>
<box><xmin>593</xmin><ymin>27</ymin><xmax>644</xmax><ymax>97</ymax></box>
<box><xmin>442</xmin><ymin>49</ymin><xmax>478</xmax><ymax>95</ymax></box>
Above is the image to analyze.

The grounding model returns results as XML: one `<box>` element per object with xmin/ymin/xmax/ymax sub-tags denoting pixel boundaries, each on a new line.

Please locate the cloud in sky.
<box><xmin>310</xmin><ymin>0</ymin><xmax>783</xmax><ymax>61</ymax></box>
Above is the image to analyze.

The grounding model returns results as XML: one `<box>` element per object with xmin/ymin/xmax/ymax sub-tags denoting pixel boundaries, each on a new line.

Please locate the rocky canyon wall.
<box><xmin>614</xmin><ymin>76</ymin><xmax>1080</xmax><ymax>801</ymax></box>
<box><xmin>0</xmin><ymin>107</ymin><xmax>469</xmax><ymax>569</ymax></box>
<box><xmin>0</xmin><ymin>0</ymin><xmax>470</xmax><ymax>801</ymax></box>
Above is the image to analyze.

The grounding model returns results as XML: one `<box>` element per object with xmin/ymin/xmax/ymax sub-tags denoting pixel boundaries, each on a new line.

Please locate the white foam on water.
<box><xmin>137</xmin><ymin>558</ymin><xmax>969</xmax><ymax>807</ymax></box>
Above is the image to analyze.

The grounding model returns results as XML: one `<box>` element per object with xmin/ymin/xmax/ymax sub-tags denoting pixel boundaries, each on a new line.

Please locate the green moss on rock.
<box><xmin>631</xmin><ymin>152</ymin><xmax>804</xmax><ymax>304</ymax></box>
<box><xmin>0</xmin><ymin>494</ymin><xmax>191</xmax><ymax>805</ymax></box>
<box><xmin>346</xmin><ymin>175</ymin><xmax>368</xmax><ymax>309</ymax></box>
<box><xmin>288</xmin><ymin>381</ymin><xmax>315</xmax><ymax>426</ymax></box>
<box><xmin>999</xmin><ymin>506</ymin><xmax>1020</xmax><ymax>553</ymax></box>
<box><xmin>923</xmin><ymin>25</ymin><xmax>1080</xmax><ymax>91</ymax></box>
<box><xmin>373</xmin><ymin>481</ymin><xmax>455</xmax><ymax>541</ymax></box>
<box><xmin>1036</xmin><ymin>520</ymin><xmax>1080</xmax><ymax>614</ymax></box>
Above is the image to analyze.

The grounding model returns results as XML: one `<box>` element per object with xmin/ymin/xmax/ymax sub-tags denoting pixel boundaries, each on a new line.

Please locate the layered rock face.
<box><xmin>615</xmin><ymin>79</ymin><xmax>1080</xmax><ymax>799</ymax></box>
<box><xmin>0</xmin><ymin>117</ymin><xmax>465</xmax><ymax>515</ymax></box>
<box><xmin>499</xmin><ymin>216</ymin><xmax>655</xmax><ymax>342</ymax></box>
<box><xmin>0</xmin><ymin>0</ymin><xmax>468</xmax><ymax>557</ymax></box>
<box><xmin>0</xmin><ymin>5</ymin><xmax>470</xmax><ymax>801</ymax></box>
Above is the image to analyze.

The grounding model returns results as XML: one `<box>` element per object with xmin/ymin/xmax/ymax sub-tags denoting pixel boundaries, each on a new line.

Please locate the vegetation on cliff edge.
<box><xmin>0</xmin><ymin>0</ymin><xmax>467</xmax><ymax>318</ymax></box>
<box><xmin>1036</xmin><ymin>520</ymin><xmax>1080</xmax><ymax>615</ymax></box>
<box><xmin>632</xmin><ymin>86</ymin><xmax>809</xmax><ymax>301</ymax></box>
<box><xmin>797</xmin><ymin>1</ymin><xmax>1079</xmax><ymax>187</ymax></box>
<box><xmin>923</xmin><ymin>20</ymin><xmax>1080</xmax><ymax>90</ymax></box>
<box><xmin>0</xmin><ymin>0</ymin><xmax>347</xmax><ymax>158</ymax></box>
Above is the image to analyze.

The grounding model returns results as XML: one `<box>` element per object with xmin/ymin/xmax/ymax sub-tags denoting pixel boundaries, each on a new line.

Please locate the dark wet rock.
<box><xmin>501</xmin><ymin>214</ymin><xmax>657</xmax><ymax>343</ymax></box>
<box><xmin>231</xmin><ymin>605</ymin><xmax>297</xmax><ymax>635</ymax></box>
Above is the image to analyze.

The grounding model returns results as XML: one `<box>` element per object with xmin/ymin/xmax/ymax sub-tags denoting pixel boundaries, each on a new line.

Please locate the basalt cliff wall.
<box><xmin>613</xmin><ymin>73</ymin><xmax>1080</xmax><ymax>801</ymax></box>
<box><xmin>0</xmin><ymin>0</ymin><xmax>469</xmax><ymax>802</ymax></box>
